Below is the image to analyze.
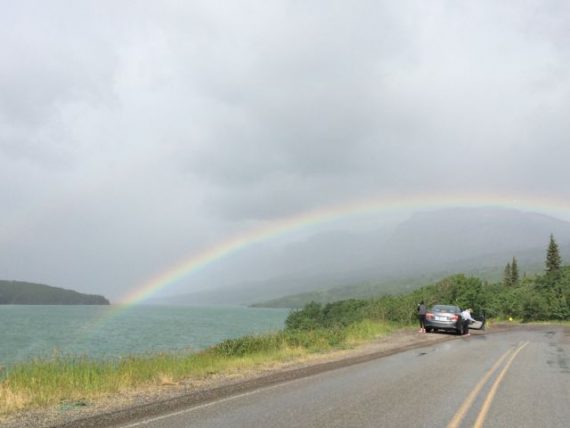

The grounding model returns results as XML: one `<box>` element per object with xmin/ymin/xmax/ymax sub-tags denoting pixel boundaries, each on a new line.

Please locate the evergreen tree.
<box><xmin>546</xmin><ymin>234</ymin><xmax>562</xmax><ymax>275</ymax></box>
<box><xmin>511</xmin><ymin>257</ymin><xmax>519</xmax><ymax>286</ymax></box>
<box><xmin>503</xmin><ymin>262</ymin><xmax>512</xmax><ymax>287</ymax></box>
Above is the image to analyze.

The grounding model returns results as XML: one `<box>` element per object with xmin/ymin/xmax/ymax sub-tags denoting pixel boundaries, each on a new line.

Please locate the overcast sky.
<box><xmin>1</xmin><ymin>1</ymin><xmax>569</xmax><ymax>301</ymax></box>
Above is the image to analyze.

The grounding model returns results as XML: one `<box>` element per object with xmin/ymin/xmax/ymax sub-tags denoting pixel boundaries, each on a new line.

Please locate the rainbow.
<box><xmin>115</xmin><ymin>191</ymin><xmax>570</xmax><ymax>306</ymax></box>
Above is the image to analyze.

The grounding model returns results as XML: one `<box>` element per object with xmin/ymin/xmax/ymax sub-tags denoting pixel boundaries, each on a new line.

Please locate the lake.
<box><xmin>0</xmin><ymin>305</ymin><xmax>289</xmax><ymax>366</ymax></box>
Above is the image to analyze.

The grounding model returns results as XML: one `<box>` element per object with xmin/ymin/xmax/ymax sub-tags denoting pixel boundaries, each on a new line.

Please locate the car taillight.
<box><xmin>426</xmin><ymin>312</ymin><xmax>433</xmax><ymax>320</ymax></box>
<box><xmin>450</xmin><ymin>314</ymin><xmax>459</xmax><ymax>320</ymax></box>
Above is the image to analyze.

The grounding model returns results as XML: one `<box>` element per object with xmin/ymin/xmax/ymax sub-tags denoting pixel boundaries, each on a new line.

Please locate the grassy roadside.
<box><xmin>0</xmin><ymin>320</ymin><xmax>403</xmax><ymax>417</ymax></box>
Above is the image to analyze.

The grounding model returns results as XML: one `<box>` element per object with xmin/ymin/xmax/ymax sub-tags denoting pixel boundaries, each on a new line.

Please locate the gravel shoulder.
<box><xmin>1</xmin><ymin>325</ymin><xmax>507</xmax><ymax>428</ymax></box>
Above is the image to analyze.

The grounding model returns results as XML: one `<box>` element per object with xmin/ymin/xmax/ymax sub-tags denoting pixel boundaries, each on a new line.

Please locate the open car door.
<box><xmin>468</xmin><ymin>313</ymin><xmax>485</xmax><ymax>330</ymax></box>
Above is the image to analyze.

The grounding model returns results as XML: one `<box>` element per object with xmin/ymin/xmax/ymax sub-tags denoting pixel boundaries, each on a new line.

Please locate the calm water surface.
<box><xmin>0</xmin><ymin>305</ymin><xmax>289</xmax><ymax>366</ymax></box>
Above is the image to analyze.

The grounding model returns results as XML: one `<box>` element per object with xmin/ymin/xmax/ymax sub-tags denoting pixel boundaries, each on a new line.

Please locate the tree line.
<box><xmin>286</xmin><ymin>235</ymin><xmax>569</xmax><ymax>330</ymax></box>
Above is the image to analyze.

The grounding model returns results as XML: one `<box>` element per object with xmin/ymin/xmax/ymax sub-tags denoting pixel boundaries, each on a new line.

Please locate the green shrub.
<box><xmin>212</xmin><ymin>333</ymin><xmax>285</xmax><ymax>357</ymax></box>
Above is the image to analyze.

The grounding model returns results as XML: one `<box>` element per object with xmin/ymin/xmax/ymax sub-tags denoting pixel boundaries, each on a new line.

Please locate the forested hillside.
<box><xmin>286</xmin><ymin>266</ymin><xmax>570</xmax><ymax>331</ymax></box>
<box><xmin>286</xmin><ymin>237</ymin><xmax>570</xmax><ymax>329</ymax></box>
<box><xmin>0</xmin><ymin>280</ymin><xmax>110</xmax><ymax>305</ymax></box>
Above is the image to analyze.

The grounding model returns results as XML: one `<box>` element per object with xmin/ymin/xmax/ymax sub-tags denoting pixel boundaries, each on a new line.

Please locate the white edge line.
<box><xmin>119</xmin><ymin>378</ymin><xmax>301</xmax><ymax>427</ymax></box>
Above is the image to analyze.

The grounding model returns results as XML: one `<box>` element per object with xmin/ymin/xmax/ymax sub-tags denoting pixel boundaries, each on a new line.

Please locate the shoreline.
<box><xmin>0</xmin><ymin>305</ymin><xmax>289</xmax><ymax>369</ymax></box>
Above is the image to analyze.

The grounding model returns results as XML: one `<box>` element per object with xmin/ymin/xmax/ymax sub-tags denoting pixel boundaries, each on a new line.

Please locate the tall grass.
<box><xmin>0</xmin><ymin>321</ymin><xmax>402</xmax><ymax>417</ymax></box>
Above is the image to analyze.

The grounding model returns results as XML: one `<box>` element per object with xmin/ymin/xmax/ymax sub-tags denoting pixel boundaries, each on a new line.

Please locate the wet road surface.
<box><xmin>118</xmin><ymin>326</ymin><xmax>570</xmax><ymax>428</ymax></box>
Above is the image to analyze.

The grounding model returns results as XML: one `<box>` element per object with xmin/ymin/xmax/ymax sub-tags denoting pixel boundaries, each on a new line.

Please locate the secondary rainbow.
<box><xmin>116</xmin><ymin>191</ymin><xmax>570</xmax><ymax>306</ymax></box>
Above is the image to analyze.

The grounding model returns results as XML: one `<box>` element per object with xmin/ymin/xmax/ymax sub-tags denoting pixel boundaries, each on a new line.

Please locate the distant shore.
<box><xmin>0</xmin><ymin>280</ymin><xmax>109</xmax><ymax>305</ymax></box>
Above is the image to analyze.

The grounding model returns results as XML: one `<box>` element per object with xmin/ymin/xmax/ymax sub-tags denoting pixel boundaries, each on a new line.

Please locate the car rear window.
<box><xmin>431</xmin><ymin>305</ymin><xmax>459</xmax><ymax>313</ymax></box>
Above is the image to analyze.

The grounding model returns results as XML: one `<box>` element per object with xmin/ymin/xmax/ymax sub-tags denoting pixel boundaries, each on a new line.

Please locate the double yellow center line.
<box><xmin>447</xmin><ymin>341</ymin><xmax>529</xmax><ymax>428</ymax></box>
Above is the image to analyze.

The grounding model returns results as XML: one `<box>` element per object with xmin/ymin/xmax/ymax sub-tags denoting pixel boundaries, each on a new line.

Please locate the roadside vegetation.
<box><xmin>1</xmin><ymin>235</ymin><xmax>568</xmax><ymax>417</ymax></box>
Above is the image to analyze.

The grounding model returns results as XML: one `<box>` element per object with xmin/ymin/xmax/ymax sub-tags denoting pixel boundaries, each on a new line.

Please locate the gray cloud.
<box><xmin>1</xmin><ymin>1</ymin><xmax>570</xmax><ymax>300</ymax></box>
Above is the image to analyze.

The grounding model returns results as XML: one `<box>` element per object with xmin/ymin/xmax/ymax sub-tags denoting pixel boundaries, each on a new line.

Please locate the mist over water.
<box><xmin>0</xmin><ymin>305</ymin><xmax>288</xmax><ymax>367</ymax></box>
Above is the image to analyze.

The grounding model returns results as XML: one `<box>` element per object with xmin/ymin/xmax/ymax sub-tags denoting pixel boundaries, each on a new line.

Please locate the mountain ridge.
<box><xmin>149</xmin><ymin>207</ymin><xmax>570</xmax><ymax>307</ymax></box>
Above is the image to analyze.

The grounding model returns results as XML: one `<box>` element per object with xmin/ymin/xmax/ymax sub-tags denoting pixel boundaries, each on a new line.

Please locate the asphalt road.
<box><xmin>118</xmin><ymin>326</ymin><xmax>570</xmax><ymax>428</ymax></box>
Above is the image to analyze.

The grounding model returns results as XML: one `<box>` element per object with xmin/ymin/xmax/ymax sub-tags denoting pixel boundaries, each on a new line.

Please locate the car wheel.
<box><xmin>425</xmin><ymin>327</ymin><xmax>432</xmax><ymax>333</ymax></box>
<box><xmin>456</xmin><ymin>324</ymin><xmax>463</xmax><ymax>335</ymax></box>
